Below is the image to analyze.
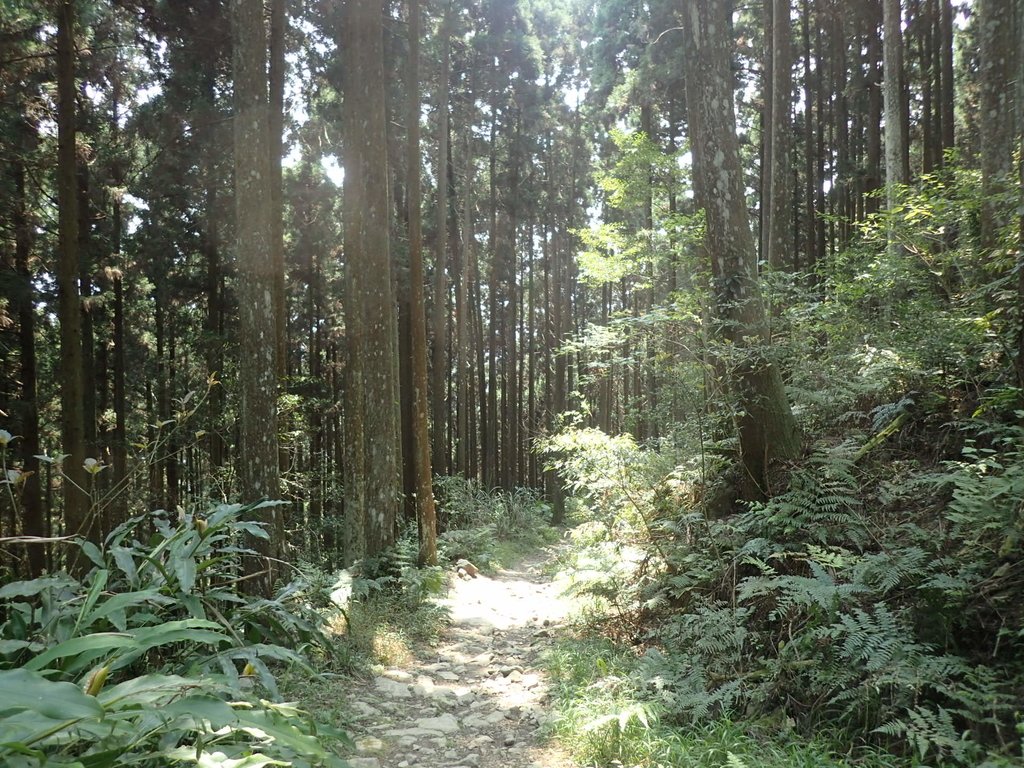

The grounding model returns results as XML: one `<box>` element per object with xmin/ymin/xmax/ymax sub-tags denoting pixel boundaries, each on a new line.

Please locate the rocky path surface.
<box><xmin>341</xmin><ymin>550</ymin><xmax>576</xmax><ymax>768</ymax></box>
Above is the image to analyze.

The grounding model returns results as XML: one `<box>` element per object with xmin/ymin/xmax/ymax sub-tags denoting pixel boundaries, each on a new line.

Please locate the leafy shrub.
<box><xmin>0</xmin><ymin>503</ymin><xmax>347</xmax><ymax>767</ymax></box>
<box><xmin>434</xmin><ymin>475</ymin><xmax>554</xmax><ymax>566</ymax></box>
<box><xmin>552</xmin><ymin>420</ymin><xmax>1024</xmax><ymax>764</ymax></box>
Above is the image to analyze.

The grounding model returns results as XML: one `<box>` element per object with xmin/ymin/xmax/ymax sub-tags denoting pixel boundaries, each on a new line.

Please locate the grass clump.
<box><xmin>544</xmin><ymin>635</ymin><xmax>918</xmax><ymax>768</ymax></box>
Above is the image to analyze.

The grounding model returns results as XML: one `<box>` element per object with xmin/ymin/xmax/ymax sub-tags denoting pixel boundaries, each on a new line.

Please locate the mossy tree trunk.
<box><xmin>682</xmin><ymin>0</ymin><xmax>801</xmax><ymax>499</ymax></box>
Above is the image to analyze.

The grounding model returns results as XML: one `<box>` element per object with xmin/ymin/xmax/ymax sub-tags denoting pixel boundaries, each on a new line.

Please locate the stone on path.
<box><xmin>343</xmin><ymin>548</ymin><xmax>576</xmax><ymax>768</ymax></box>
<box><xmin>374</xmin><ymin>676</ymin><xmax>412</xmax><ymax>698</ymax></box>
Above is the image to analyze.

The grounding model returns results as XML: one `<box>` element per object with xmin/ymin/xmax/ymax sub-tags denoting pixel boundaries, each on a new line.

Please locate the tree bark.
<box><xmin>12</xmin><ymin>113</ymin><xmax>45</xmax><ymax>577</ymax></box>
<box><xmin>232</xmin><ymin>0</ymin><xmax>283</xmax><ymax>593</ymax></box>
<box><xmin>432</xmin><ymin>1</ymin><xmax>452</xmax><ymax>478</ymax></box>
<box><xmin>767</xmin><ymin>0</ymin><xmax>793</xmax><ymax>269</ymax></box>
<box><xmin>407</xmin><ymin>0</ymin><xmax>437</xmax><ymax>566</ymax></box>
<box><xmin>978</xmin><ymin>0</ymin><xmax>1019</xmax><ymax>249</ymax></box>
<box><xmin>682</xmin><ymin>0</ymin><xmax>801</xmax><ymax>498</ymax></box>
<box><xmin>883</xmin><ymin>0</ymin><xmax>909</xmax><ymax>208</ymax></box>
<box><xmin>56</xmin><ymin>0</ymin><xmax>90</xmax><ymax>567</ymax></box>
<box><xmin>341</xmin><ymin>0</ymin><xmax>402</xmax><ymax>562</ymax></box>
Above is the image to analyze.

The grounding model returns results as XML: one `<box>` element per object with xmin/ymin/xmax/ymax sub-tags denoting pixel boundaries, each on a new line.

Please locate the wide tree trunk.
<box><xmin>883</xmin><ymin>0</ymin><xmax>909</xmax><ymax>208</ymax></box>
<box><xmin>682</xmin><ymin>0</ymin><xmax>801</xmax><ymax>499</ymax></box>
<box><xmin>978</xmin><ymin>0</ymin><xmax>1019</xmax><ymax>249</ymax></box>
<box><xmin>232</xmin><ymin>0</ymin><xmax>283</xmax><ymax>593</ymax></box>
<box><xmin>341</xmin><ymin>0</ymin><xmax>402</xmax><ymax>562</ymax></box>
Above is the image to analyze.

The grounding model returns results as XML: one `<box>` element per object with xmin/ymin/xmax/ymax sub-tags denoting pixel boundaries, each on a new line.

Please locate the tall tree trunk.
<box><xmin>883</xmin><ymin>0</ymin><xmax>909</xmax><ymax>208</ymax></box>
<box><xmin>232</xmin><ymin>0</ymin><xmax>282</xmax><ymax>594</ymax></box>
<box><xmin>432</xmin><ymin>1</ymin><xmax>452</xmax><ymax>478</ymax></box>
<box><xmin>938</xmin><ymin>0</ymin><xmax>955</xmax><ymax>154</ymax></box>
<box><xmin>406</xmin><ymin>0</ymin><xmax>437</xmax><ymax>565</ymax></box>
<box><xmin>683</xmin><ymin>0</ymin><xmax>801</xmax><ymax>499</ymax></box>
<box><xmin>978</xmin><ymin>0</ymin><xmax>1019</xmax><ymax>249</ymax></box>
<box><xmin>269</xmin><ymin>0</ymin><xmax>287</xmax><ymax>378</ymax></box>
<box><xmin>56</xmin><ymin>0</ymin><xmax>90</xmax><ymax>566</ymax></box>
<box><xmin>865</xmin><ymin>0</ymin><xmax>884</xmax><ymax>215</ymax></box>
<box><xmin>341</xmin><ymin>0</ymin><xmax>402</xmax><ymax>562</ymax></box>
<box><xmin>456</xmin><ymin>135</ymin><xmax>473</xmax><ymax>478</ymax></box>
<box><xmin>12</xmin><ymin>114</ymin><xmax>45</xmax><ymax>577</ymax></box>
<box><xmin>767</xmin><ymin>0</ymin><xmax>793</xmax><ymax>269</ymax></box>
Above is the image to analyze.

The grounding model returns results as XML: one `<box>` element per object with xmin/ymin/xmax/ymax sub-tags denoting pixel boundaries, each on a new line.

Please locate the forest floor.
<box><xmin>338</xmin><ymin>547</ymin><xmax>578</xmax><ymax>768</ymax></box>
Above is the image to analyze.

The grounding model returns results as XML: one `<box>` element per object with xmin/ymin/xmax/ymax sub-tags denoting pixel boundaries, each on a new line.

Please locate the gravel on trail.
<box><xmin>340</xmin><ymin>550</ymin><xmax>577</xmax><ymax>768</ymax></box>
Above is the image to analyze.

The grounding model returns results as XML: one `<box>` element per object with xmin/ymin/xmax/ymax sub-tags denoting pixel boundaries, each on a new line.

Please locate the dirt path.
<box><xmin>342</xmin><ymin>548</ymin><xmax>576</xmax><ymax>768</ymax></box>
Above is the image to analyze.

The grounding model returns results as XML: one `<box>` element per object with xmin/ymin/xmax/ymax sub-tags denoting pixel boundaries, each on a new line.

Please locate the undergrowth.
<box><xmin>0</xmin><ymin>503</ymin><xmax>349</xmax><ymax>767</ymax></box>
<box><xmin>541</xmin><ymin>176</ymin><xmax>1024</xmax><ymax>767</ymax></box>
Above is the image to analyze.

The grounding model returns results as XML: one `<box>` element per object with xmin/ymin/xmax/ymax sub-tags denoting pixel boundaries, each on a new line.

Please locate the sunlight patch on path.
<box><xmin>341</xmin><ymin>548</ymin><xmax>577</xmax><ymax>768</ymax></box>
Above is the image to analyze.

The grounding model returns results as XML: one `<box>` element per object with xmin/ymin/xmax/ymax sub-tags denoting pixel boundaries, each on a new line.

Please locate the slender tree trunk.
<box><xmin>12</xmin><ymin>114</ymin><xmax>45</xmax><ymax>577</ymax></box>
<box><xmin>938</xmin><ymin>0</ymin><xmax>955</xmax><ymax>154</ymax></box>
<box><xmin>269</xmin><ymin>0</ymin><xmax>287</xmax><ymax>377</ymax></box>
<box><xmin>56</xmin><ymin>0</ymin><xmax>90</xmax><ymax>565</ymax></box>
<box><xmin>456</xmin><ymin>136</ymin><xmax>473</xmax><ymax>478</ymax></box>
<box><xmin>865</xmin><ymin>0</ymin><xmax>884</xmax><ymax>215</ymax></box>
<box><xmin>801</xmin><ymin>0</ymin><xmax>816</xmax><ymax>268</ymax></box>
<box><xmin>767</xmin><ymin>0</ymin><xmax>793</xmax><ymax>269</ymax></box>
<box><xmin>432</xmin><ymin>2</ymin><xmax>452</xmax><ymax>478</ymax></box>
<box><xmin>407</xmin><ymin>0</ymin><xmax>437</xmax><ymax>565</ymax></box>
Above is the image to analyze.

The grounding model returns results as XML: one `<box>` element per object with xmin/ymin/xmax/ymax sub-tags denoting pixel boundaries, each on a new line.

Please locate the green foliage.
<box><xmin>0</xmin><ymin>505</ymin><xmax>346</xmax><ymax>767</ymax></box>
<box><xmin>544</xmin><ymin>636</ymin><xmax>912</xmax><ymax>768</ymax></box>
<box><xmin>551</xmin><ymin>416</ymin><xmax>1024</xmax><ymax>764</ymax></box>
<box><xmin>435</xmin><ymin>476</ymin><xmax>554</xmax><ymax>567</ymax></box>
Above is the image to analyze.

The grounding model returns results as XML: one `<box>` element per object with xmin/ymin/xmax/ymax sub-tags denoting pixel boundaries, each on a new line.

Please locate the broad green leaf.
<box><xmin>110</xmin><ymin>620</ymin><xmax>229</xmax><ymax>670</ymax></box>
<box><xmin>0</xmin><ymin>668</ymin><xmax>103</xmax><ymax>719</ymax></box>
<box><xmin>98</xmin><ymin>674</ymin><xmax>217</xmax><ymax>708</ymax></box>
<box><xmin>162</xmin><ymin>694</ymin><xmax>238</xmax><ymax>728</ymax></box>
<box><xmin>74</xmin><ymin>570</ymin><xmax>109</xmax><ymax>636</ymax></box>
<box><xmin>0</xmin><ymin>576</ymin><xmax>78</xmax><ymax>600</ymax></box>
<box><xmin>0</xmin><ymin>639</ymin><xmax>38</xmax><ymax>655</ymax></box>
<box><xmin>85</xmin><ymin>589</ymin><xmax>170</xmax><ymax>628</ymax></box>
<box><xmin>79</xmin><ymin>541</ymin><xmax>104</xmax><ymax>569</ymax></box>
<box><xmin>175</xmin><ymin>555</ymin><xmax>198</xmax><ymax>594</ymax></box>
<box><xmin>109</xmin><ymin>546</ymin><xmax>139</xmax><ymax>587</ymax></box>
<box><xmin>24</xmin><ymin>633</ymin><xmax>135</xmax><ymax>671</ymax></box>
<box><xmin>232</xmin><ymin>707</ymin><xmax>330</xmax><ymax>757</ymax></box>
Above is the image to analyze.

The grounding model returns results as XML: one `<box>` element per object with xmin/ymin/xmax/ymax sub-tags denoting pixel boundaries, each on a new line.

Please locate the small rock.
<box><xmin>414</xmin><ymin>713</ymin><xmax>460</xmax><ymax>733</ymax></box>
<box><xmin>412</xmin><ymin>676</ymin><xmax>435</xmax><ymax>697</ymax></box>
<box><xmin>354</xmin><ymin>736</ymin><xmax>385</xmax><ymax>754</ymax></box>
<box><xmin>374</xmin><ymin>677</ymin><xmax>412</xmax><ymax>698</ymax></box>
<box><xmin>346</xmin><ymin>759</ymin><xmax>381</xmax><ymax>768</ymax></box>
<box><xmin>351</xmin><ymin>701</ymin><xmax>382</xmax><ymax>718</ymax></box>
<box><xmin>437</xmin><ymin>670</ymin><xmax>461</xmax><ymax>682</ymax></box>
<box><xmin>503</xmin><ymin>735</ymin><xmax>516</xmax><ymax>747</ymax></box>
<box><xmin>468</xmin><ymin>735</ymin><xmax>494</xmax><ymax>748</ymax></box>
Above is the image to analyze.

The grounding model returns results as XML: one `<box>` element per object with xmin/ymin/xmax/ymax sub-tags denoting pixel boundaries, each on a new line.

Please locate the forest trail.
<box><xmin>341</xmin><ymin>548</ymin><xmax>577</xmax><ymax>768</ymax></box>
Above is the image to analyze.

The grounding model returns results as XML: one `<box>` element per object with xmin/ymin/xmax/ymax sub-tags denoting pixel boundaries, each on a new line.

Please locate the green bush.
<box><xmin>0</xmin><ymin>503</ymin><xmax>348</xmax><ymax>767</ymax></box>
